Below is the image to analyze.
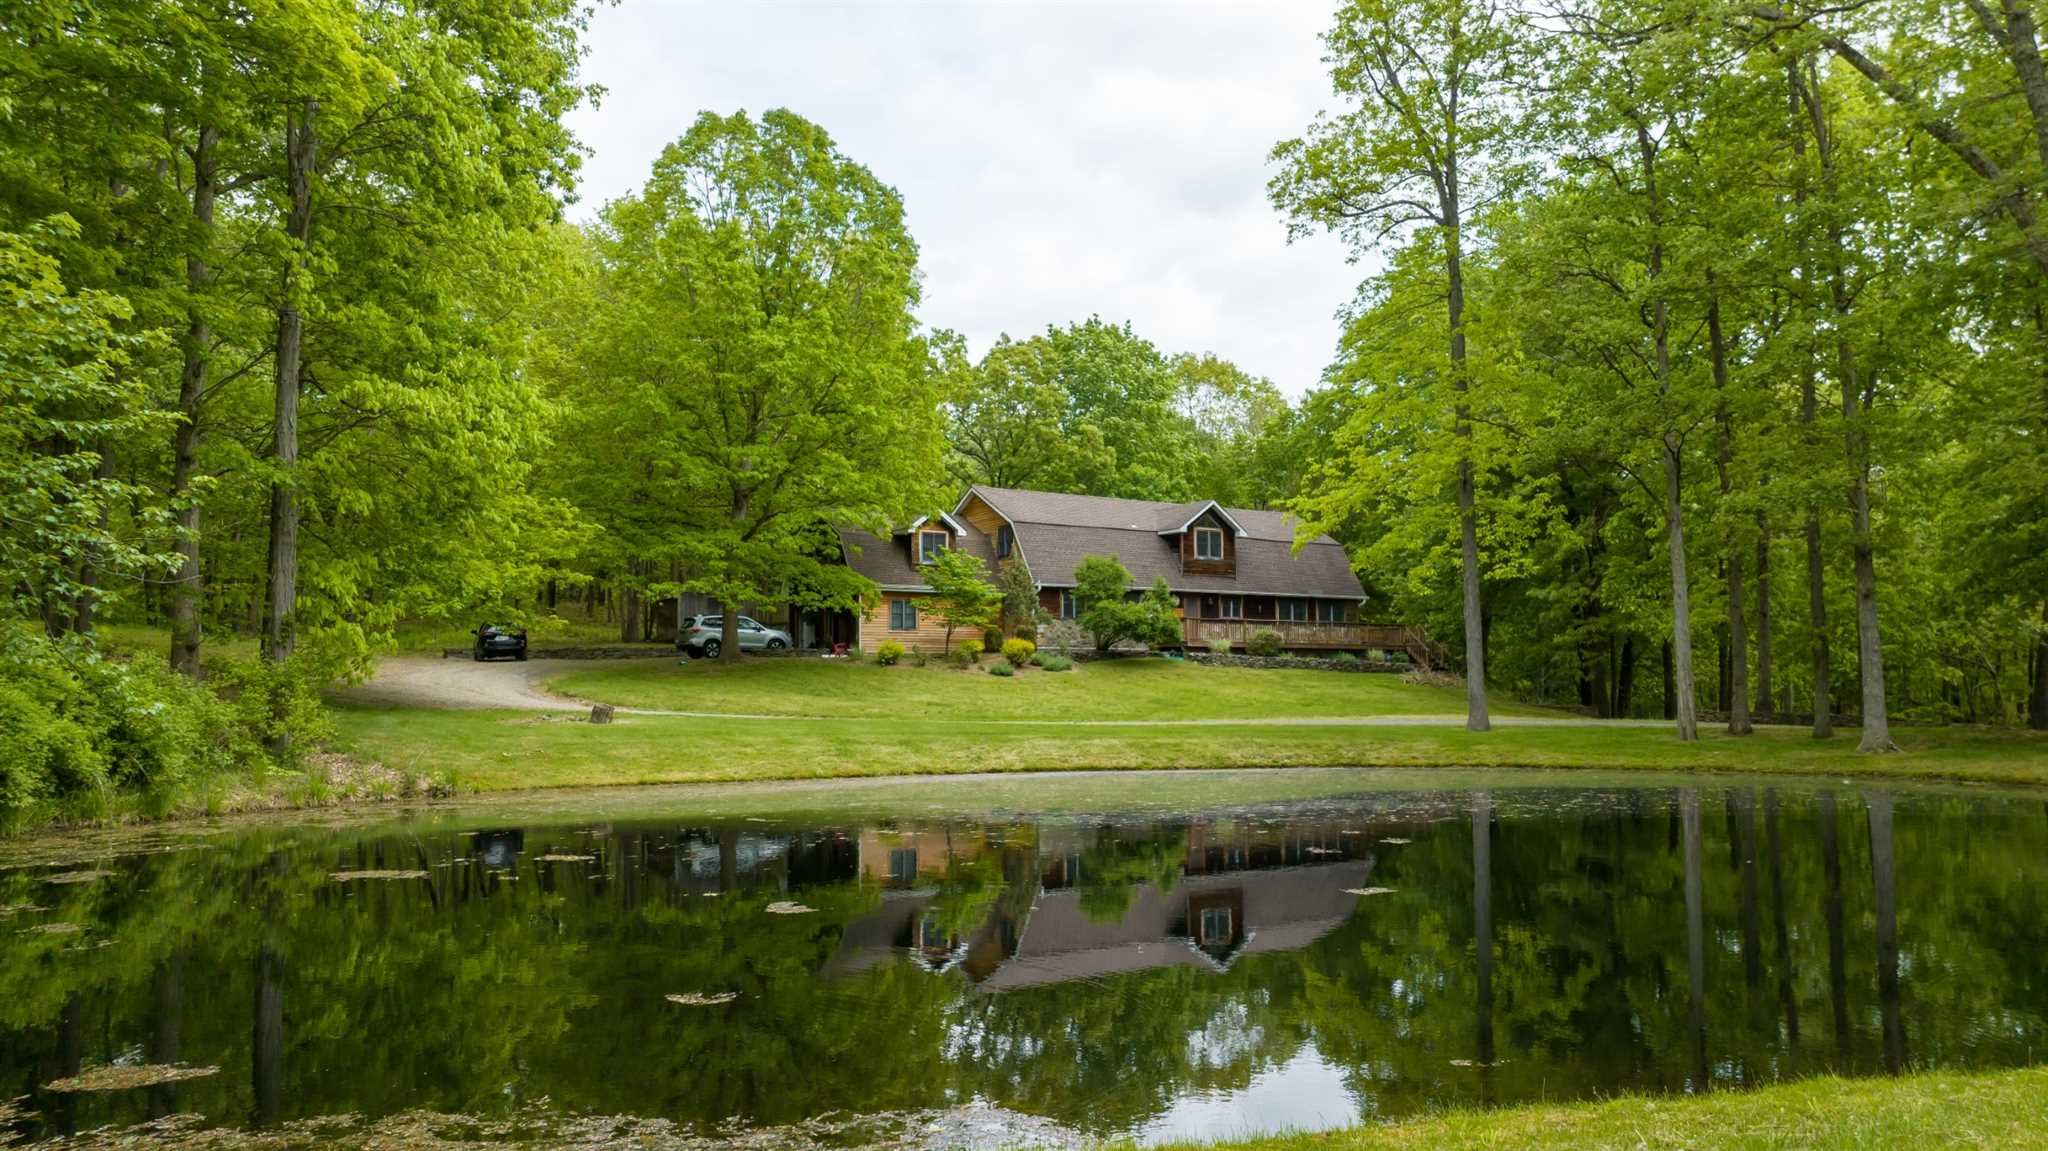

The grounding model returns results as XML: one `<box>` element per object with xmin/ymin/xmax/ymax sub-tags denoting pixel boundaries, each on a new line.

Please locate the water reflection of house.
<box><xmin>980</xmin><ymin>859</ymin><xmax>1375</xmax><ymax>991</ymax></box>
<box><xmin>828</xmin><ymin>822</ymin><xmax>1375</xmax><ymax>990</ymax></box>
<box><xmin>857</xmin><ymin>827</ymin><xmax>998</xmax><ymax>888</ymax></box>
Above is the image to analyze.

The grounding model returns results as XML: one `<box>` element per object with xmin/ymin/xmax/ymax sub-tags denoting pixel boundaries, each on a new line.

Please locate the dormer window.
<box><xmin>918</xmin><ymin>530</ymin><xmax>949</xmax><ymax>564</ymax></box>
<box><xmin>1194</xmin><ymin>526</ymin><xmax>1225</xmax><ymax>561</ymax></box>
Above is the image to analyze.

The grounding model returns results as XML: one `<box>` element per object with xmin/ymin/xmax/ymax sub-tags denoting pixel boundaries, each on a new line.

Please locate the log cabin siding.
<box><xmin>1178</xmin><ymin>511</ymin><xmax>1235</xmax><ymax>577</ymax></box>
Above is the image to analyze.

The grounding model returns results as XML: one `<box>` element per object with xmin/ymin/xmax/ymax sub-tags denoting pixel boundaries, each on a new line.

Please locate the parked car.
<box><xmin>677</xmin><ymin>614</ymin><xmax>790</xmax><ymax>659</ymax></box>
<box><xmin>472</xmin><ymin>623</ymin><xmax>528</xmax><ymax>662</ymax></box>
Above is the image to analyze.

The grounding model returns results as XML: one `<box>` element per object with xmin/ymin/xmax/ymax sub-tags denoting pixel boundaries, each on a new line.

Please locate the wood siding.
<box><xmin>957</xmin><ymin>495</ymin><xmax>1008</xmax><ymax>538</ymax></box>
<box><xmin>862</xmin><ymin>592</ymin><xmax>975</xmax><ymax>654</ymax></box>
<box><xmin>1177</xmin><ymin>511</ymin><xmax>1236</xmax><ymax>577</ymax></box>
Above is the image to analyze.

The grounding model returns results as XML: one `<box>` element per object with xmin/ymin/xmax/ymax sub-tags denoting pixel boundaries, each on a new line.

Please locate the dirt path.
<box><xmin>334</xmin><ymin>655</ymin><xmax>659</xmax><ymax>712</ymax></box>
<box><xmin>338</xmin><ymin>655</ymin><xmax>1658</xmax><ymax>728</ymax></box>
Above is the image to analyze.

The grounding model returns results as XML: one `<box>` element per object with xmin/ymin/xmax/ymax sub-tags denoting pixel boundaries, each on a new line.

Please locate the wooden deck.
<box><xmin>1181</xmin><ymin>619</ymin><xmax>1436</xmax><ymax>664</ymax></box>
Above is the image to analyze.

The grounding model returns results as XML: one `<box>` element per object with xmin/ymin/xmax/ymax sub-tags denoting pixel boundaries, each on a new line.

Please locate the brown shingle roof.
<box><xmin>839</xmin><ymin>522</ymin><xmax>999</xmax><ymax>591</ymax></box>
<box><xmin>964</xmin><ymin>485</ymin><xmax>1363</xmax><ymax>598</ymax></box>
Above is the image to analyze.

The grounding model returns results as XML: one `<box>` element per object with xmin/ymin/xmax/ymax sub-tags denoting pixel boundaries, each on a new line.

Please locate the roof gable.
<box><xmin>963</xmin><ymin>485</ymin><xmax>1364</xmax><ymax>598</ymax></box>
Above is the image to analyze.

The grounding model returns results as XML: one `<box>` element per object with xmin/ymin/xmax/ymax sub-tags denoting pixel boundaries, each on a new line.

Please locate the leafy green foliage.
<box><xmin>561</xmin><ymin>109</ymin><xmax>947</xmax><ymax>658</ymax></box>
<box><xmin>1002</xmin><ymin>638</ymin><xmax>1036</xmax><ymax>667</ymax></box>
<box><xmin>875</xmin><ymin>639</ymin><xmax>906</xmax><ymax>666</ymax></box>
<box><xmin>921</xmin><ymin>547</ymin><xmax>1000</xmax><ymax>653</ymax></box>
<box><xmin>986</xmin><ymin>661</ymin><xmax>1015</xmax><ymax>678</ymax></box>
<box><xmin>1247</xmin><ymin>629</ymin><xmax>1286</xmax><ymax>657</ymax></box>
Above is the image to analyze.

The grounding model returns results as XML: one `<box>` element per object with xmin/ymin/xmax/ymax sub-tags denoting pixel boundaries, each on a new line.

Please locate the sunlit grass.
<box><xmin>331</xmin><ymin>705</ymin><xmax>2048</xmax><ymax>792</ymax></box>
<box><xmin>546</xmin><ymin>655</ymin><xmax>1561</xmax><ymax>721</ymax></box>
<box><xmin>1144</xmin><ymin>1067</ymin><xmax>2048</xmax><ymax>1150</ymax></box>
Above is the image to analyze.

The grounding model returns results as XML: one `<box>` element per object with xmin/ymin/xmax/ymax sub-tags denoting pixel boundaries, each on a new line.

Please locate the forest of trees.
<box><xmin>1</xmin><ymin>0</ymin><xmax>2043</xmax><ymax>818</ymax></box>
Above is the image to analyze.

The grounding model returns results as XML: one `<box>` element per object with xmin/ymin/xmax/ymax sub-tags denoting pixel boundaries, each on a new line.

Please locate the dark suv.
<box><xmin>472</xmin><ymin>624</ymin><xmax>528</xmax><ymax>662</ymax></box>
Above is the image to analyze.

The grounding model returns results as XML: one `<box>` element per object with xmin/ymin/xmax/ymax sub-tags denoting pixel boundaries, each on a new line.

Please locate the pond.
<box><xmin>1</xmin><ymin>769</ymin><xmax>2043</xmax><ymax>1149</ymax></box>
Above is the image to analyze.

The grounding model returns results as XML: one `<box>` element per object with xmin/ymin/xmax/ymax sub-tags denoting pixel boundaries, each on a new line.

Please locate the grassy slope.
<box><xmin>546</xmin><ymin>656</ymin><xmax>1559</xmax><ymax>720</ymax></box>
<box><xmin>333</xmin><ymin>704</ymin><xmax>2048</xmax><ymax>792</ymax></box>
<box><xmin>1158</xmin><ymin>1068</ymin><xmax>2048</xmax><ymax>1150</ymax></box>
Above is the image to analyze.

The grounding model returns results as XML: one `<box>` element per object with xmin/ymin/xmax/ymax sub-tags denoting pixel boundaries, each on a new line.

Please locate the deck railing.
<box><xmin>1180</xmin><ymin>618</ymin><xmax>1432</xmax><ymax>663</ymax></box>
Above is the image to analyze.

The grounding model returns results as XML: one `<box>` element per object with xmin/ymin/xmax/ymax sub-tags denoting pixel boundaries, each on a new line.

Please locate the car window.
<box><xmin>740</xmin><ymin>618</ymin><xmax>762</xmax><ymax>631</ymax></box>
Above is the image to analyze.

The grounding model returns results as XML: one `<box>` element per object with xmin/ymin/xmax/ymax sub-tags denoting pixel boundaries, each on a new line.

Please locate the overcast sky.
<box><xmin>562</xmin><ymin>1</ymin><xmax>1365</xmax><ymax>397</ymax></box>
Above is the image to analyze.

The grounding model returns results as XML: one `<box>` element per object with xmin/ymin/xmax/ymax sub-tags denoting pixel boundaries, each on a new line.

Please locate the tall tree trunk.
<box><xmin>1446</xmin><ymin>201</ymin><xmax>1490</xmax><ymax>732</ymax></box>
<box><xmin>170</xmin><ymin>123</ymin><xmax>218</xmax><ymax>678</ymax></box>
<box><xmin>1640</xmin><ymin>123</ymin><xmax>1696</xmax><ymax>741</ymax></box>
<box><xmin>1615</xmin><ymin>633</ymin><xmax>1638</xmax><ymax>717</ymax></box>
<box><xmin>2031</xmin><ymin>600</ymin><xmax>2048</xmax><ymax>731</ymax></box>
<box><xmin>1789</xmin><ymin>61</ymin><xmax>1834</xmax><ymax>740</ymax></box>
<box><xmin>1662</xmin><ymin>638</ymin><xmax>1675</xmax><ymax>720</ymax></box>
<box><xmin>1797</xmin><ymin>69</ymin><xmax>1894</xmax><ymax>752</ymax></box>
<box><xmin>1666</xmin><ymin>440</ymin><xmax>1699</xmax><ymax>741</ymax></box>
<box><xmin>1754</xmin><ymin>517</ymin><xmax>1773</xmax><ymax>717</ymax></box>
<box><xmin>1709</xmin><ymin>290</ymin><xmax>1752</xmax><ymax>734</ymax></box>
<box><xmin>265</xmin><ymin>101</ymin><xmax>317</xmax><ymax>668</ymax></box>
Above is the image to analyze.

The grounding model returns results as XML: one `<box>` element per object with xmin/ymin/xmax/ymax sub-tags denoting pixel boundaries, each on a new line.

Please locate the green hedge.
<box><xmin>0</xmin><ymin>624</ymin><xmax>329</xmax><ymax>827</ymax></box>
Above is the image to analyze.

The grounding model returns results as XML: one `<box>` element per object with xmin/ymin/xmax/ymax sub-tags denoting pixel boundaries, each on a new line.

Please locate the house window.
<box><xmin>1318</xmin><ymin>600</ymin><xmax>1347</xmax><ymax>623</ymax></box>
<box><xmin>918</xmin><ymin>530</ymin><xmax>948</xmax><ymax>564</ymax></box>
<box><xmin>1199</xmin><ymin>905</ymin><xmax>1233</xmax><ymax>944</ymax></box>
<box><xmin>1220</xmin><ymin>596</ymin><xmax>1242</xmax><ymax>620</ymax></box>
<box><xmin>1279</xmin><ymin>599</ymin><xmax>1310</xmax><ymax>622</ymax></box>
<box><xmin>1060</xmin><ymin>590</ymin><xmax>1077</xmax><ymax>619</ymax></box>
<box><xmin>890</xmin><ymin>598</ymin><xmax>918</xmax><ymax>630</ymax></box>
<box><xmin>1193</xmin><ymin>527</ymin><xmax>1225</xmax><ymax>561</ymax></box>
<box><xmin>889</xmin><ymin>848</ymin><xmax>919</xmax><ymax>885</ymax></box>
<box><xmin>996</xmin><ymin>525</ymin><xmax>1014</xmax><ymax>559</ymax></box>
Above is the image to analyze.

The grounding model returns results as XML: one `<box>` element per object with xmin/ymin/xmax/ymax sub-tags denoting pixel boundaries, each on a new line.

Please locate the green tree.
<box><xmin>571</xmin><ymin>109</ymin><xmax>949</xmax><ymax>663</ymax></box>
<box><xmin>1272</xmin><ymin>0</ymin><xmax>1526</xmax><ymax>732</ymax></box>
<box><xmin>922</xmin><ymin>545</ymin><xmax>999</xmax><ymax>654</ymax></box>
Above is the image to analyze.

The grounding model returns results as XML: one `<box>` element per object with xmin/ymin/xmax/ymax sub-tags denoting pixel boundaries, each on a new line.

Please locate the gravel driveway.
<box><xmin>334</xmin><ymin>655</ymin><xmax>669</xmax><ymax>712</ymax></box>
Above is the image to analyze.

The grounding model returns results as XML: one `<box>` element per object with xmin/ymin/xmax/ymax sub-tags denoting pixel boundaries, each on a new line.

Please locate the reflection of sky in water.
<box><xmin>1137</xmin><ymin>1045</ymin><xmax>1360</xmax><ymax>1145</ymax></box>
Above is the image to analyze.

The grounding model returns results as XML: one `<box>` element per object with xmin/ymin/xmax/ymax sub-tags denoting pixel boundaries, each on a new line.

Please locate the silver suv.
<box><xmin>677</xmin><ymin>614</ymin><xmax>791</xmax><ymax>659</ymax></box>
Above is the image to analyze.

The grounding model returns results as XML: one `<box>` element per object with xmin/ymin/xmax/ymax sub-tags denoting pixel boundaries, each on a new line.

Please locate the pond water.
<box><xmin>1</xmin><ymin>771</ymin><xmax>2044</xmax><ymax>1148</ymax></box>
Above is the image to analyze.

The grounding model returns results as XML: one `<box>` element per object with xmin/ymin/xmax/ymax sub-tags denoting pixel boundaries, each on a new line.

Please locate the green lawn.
<box><xmin>1156</xmin><ymin>1067</ymin><xmax>2048</xmax><ymax>1150</ymax></box>
<box><xmin>547</xmin><ymin>655</ymin><xmax>1558</xmax><ymax>720</ymax></box>
<box><xmin>332</xmin><ymin>704</ymin><xmax>2048</xmax><ymax>792</ymax></box>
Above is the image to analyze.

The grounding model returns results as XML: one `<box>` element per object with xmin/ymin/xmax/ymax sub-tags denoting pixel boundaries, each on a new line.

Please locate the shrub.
<box><xmin>1246</xmin><ymin>629</ymin><xmax>1285</xmax><ymax>657</ymax></box>
<box><xmin>875</xmin><ymin>639</ymin><xmax>905</xmax><ymax>666</ymax></box>
<box><xmin>0</xmin><ymin>625</ymin><xmax>314</xmax><ymax>827</ymax></box>
<box><xmin>911</xmin><ymin>649</ymin><xmax>931</xmax><ymax>667</ymax></box>
<box><xmin>982</xmin><ymin>626</ymin><xmax>1006</xmax><ymax>652</ymax></box>
<box><xmin>1332</xmin><ymin>651</ymin><xmax>1360</xmax><ymax>668</ymax></box>
<box><xmin>1002</xmin><ymin>637</ymin><xmax>1036</xmax><ymax>667</ymax></box>
<box><xmin>1207</xmin><ymin>637</ymin><xmax>1232</xmax><ymax>655</ymax></box>
<box><xmin>986</xmin><ymin>661</ymin><xmax>1015</xmax><ymax>677</ymax></box>
<box><xmin>1037</xmin><ymin>654</ymin><xmax>1073</xmax><ymax>672</ymax></box>
<box><xmin>957</xmin><ymin>638</ymin><xmax>984</xmax><ymax>664</ymax></box>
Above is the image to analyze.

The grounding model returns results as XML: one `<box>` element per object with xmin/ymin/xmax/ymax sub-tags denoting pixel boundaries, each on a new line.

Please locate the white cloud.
<box><xmin>564</xmin><ymin>0</ymin><xmax>1369</xmax><ymax>396</ymax></box>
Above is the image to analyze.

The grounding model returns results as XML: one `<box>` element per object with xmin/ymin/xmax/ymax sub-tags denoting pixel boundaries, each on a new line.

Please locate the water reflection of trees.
<box><xmin>0</xmin><ymin>789</ymin><xmax>2042</xmax><ymax>1142</ymax></box>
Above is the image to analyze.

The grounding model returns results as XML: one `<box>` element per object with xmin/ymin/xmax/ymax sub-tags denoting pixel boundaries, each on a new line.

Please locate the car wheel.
<box><xmin>767</xmin><ymin>637</ymin><xmax>786</xmax><ymax>650</ymax></box>
<box><xmin>473</xmin><ymin>647</ymin><xmax>484</xmax><ymax>662</ymax></box>
<box><xmin>702</xmin><ymin>639</ymin><xmax>721</xmax><ymax>660</ymax></box>
<box><xmin>515</xmin><ymin>650</ymin><xmax>528</xmax><ymax>662</ymax></box>
<box><xmin>683</xmin><ymin>645</ymin><xmax>705</xmax><ymax>660</ymax></box>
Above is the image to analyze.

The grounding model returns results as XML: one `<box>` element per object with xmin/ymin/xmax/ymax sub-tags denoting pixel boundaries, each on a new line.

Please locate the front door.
<box><xmin>1200</xmin><ymin>594</ymin><xmax>1219</xmax><ymax>620</ymax></box>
